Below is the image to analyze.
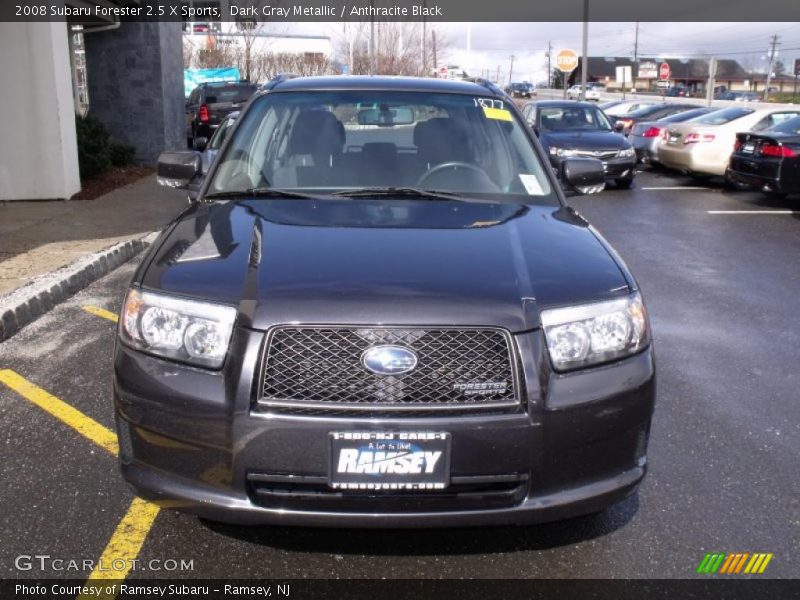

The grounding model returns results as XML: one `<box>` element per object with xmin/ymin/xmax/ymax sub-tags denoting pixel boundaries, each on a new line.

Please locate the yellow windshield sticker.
<box><xmin>483</xmin><ymin>107</ymin><xmax>513</xmax><ymax>121</ymax></box>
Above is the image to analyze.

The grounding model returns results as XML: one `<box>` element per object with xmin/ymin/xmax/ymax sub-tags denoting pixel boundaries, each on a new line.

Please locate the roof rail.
<box><xmin>472</xmin><ymin>78</ymin><xmax>506</xmax><ymax>97</ymax></box>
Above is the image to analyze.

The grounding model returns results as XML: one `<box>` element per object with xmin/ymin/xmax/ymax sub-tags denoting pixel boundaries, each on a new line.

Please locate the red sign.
<box><xmin>659</xmin><ymin>62</ymin><xmax>671</xmax><ymax>81</ymax></box>
<box><xmin>438</xmin><ymin>66</ymin><xmax>449</xmax><ymax>79</ymax></box>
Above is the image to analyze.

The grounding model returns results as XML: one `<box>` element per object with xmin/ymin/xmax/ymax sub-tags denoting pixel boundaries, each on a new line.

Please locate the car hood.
<box><xmin>140</xmin><ymin>198</ymin><xmax>630</xmax><ymax>333</ymax></box>
<box><xmin>540</xmin><ymin>130</ymin><xmax>629</xmax><ymax>151</ymax></box>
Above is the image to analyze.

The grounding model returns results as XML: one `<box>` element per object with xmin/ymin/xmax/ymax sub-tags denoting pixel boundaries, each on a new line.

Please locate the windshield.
<box><xmin>663</xmin><ymin>108</ymin><xmax>712</xmax><ymax>123</ymax></box>
<box><xmin>539</xmin><ymin>106</ymin><xmax>613</xmax><ymax>131</ymax></box>
<box><xmin>767</xmin><ymin>115</ymin><xmax>800</xmax><ymax>134</ymax></box>
<box><xmin>205</xmin><ymin>84</ymin><xmax>257</xmax><ymax>104</ymax></box>
<box><xmin>692</xmin><ymin>107</ymin><xmax>754</xmax><ymax>125</ymax></box>
<box><xmin>207</xmin><ymin>90</ymin><xmax>555</xmax><ymax>203</ymax></box>
<box><xmin>207</xmin><ymin>115</ymin><xmax>237</xmax><ymax>150</ymax></box>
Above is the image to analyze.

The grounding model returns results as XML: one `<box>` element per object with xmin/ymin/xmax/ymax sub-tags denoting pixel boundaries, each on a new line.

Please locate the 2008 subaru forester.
<box><xmin>114</xmin><ymin>76</ymin><xmax>655</xmax><ymax>527</ymax></box>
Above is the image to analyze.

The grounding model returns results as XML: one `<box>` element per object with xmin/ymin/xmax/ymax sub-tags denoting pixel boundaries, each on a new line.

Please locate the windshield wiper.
<box><xmin>332</xmin><ymin>187</ymin><xmax>467</xmax><ymax>201</ymax></box>
<box><xmin>203</xmin><ymin>188</ymin><xmax>321</xmax><ymax>200</ymax></box>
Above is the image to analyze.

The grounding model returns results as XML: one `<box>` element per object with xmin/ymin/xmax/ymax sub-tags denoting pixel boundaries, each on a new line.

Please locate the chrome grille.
<box><xmin>574</xmin><ymin>149</ymin><xmax>619</xmax><ymax>160</ymax></box>
<box><xmin>259</xmin><ymin>327</ymin><xmax>519</xmax><ymax>413</ymax></box>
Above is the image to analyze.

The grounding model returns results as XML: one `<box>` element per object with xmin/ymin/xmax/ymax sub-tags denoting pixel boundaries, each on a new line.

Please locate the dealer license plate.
<box><xmin>329</xmin><ymin>431</ymin><xmax>451</xmax><ymax>490</ymax></box>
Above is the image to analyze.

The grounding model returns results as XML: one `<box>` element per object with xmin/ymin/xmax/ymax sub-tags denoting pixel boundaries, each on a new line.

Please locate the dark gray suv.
<box><xmin>116</xmin><ymin>76</ymin><xmax>655</xmax><ymax>527</ymax></box>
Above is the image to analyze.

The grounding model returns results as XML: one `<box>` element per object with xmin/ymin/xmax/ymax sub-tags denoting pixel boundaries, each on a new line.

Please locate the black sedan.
<box><xmin>610</xmin><ymin>103</ymin><xmax>700</xmax><ymax>136</ymax></box>
<box><xmin>727</xmin><ymin>115</ymin><xmax>800</xmax><ymax>197</ymax></box>
<box><xmin>522</xmin><ymin>100</ymin><xmax>637</xmax><ymax>188</ymax></box>
<box><xmin>505</xmin><ymin>82</ymin><xmax>535</xmax><ymax>98</ymax></box>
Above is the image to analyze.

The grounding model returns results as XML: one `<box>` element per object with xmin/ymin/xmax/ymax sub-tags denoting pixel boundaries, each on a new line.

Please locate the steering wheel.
<box><xmin>416</xmin><ymin>161</ymin><xmax>492</xmax><ymax>188</ymax></box>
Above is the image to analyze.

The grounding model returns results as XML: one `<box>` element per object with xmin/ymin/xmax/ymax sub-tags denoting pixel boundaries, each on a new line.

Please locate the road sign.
<box><xmin>638</xmin><ymin>61</ymin><xmax>658</xmax><ymax>79</ymax></box>
<box><xmin>556</xmin><ymin>49</ymin><xmax>579</xmax><ymax>73</ymax></box>
<box><xmin>657</xmin><ymin>80</ymin><xmax>670</xmax><ymax>88</ymax></box>
<box><xmin>659</xmin><ymin>62</ymin><xmax>671</xmax><ymax>81</ymax></box>
<box><xmin>438</xmin><ymin>65</ymin><xmax>448</xmax><ymax>79</ymax></box>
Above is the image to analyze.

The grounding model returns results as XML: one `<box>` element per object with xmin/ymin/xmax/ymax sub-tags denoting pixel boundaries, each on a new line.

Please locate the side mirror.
<box><xmin>193</xmin><ymin>136</ymin><xmax>209</xmax><ymax>151</ymax></box>
<box><xmin>560</xmin><ymin>157</ymin><xmax>605</xmax><ymax>195</ymax></box>
<box><xmin>613</xmin><ymin>121</ymin><xmax>625</xmax><ymax>133</ymax></box>
<box><xmin>157</xmin><ymin>151</ymin><xmax>201</xmax><ymax>189</ymax></box>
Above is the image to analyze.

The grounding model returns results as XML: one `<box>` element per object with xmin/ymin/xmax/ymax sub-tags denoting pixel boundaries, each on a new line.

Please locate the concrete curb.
<box><xmin>0</xmin><ymin>233</ymin><xmax>158</xmax><ymax>342</ymax></box>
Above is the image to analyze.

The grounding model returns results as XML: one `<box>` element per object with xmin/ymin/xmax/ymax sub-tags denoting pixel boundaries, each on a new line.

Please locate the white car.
<box><xmin>658</xmin><ymin>106</ymin><xmax>800</xmax><ymax>177</ymax></box>
<box><xmin>567</xmin><ymin>85</ymin><xmax>601</xmax><ymax>101</ymax></box>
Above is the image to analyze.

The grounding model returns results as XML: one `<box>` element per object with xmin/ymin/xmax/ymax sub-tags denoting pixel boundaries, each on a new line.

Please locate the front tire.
<box><xmin>615</xmin><ymin>175</ymin><xmax>635</xmax><ymax>189</ymax></box>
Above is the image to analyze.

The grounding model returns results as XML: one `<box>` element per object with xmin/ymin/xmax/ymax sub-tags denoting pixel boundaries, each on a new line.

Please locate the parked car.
<box><xmin>629</xmin><ymin>107</ymin><xmax>717</xmax><ymax>164</ymax></box>
<box><xmin>185</xmin><ymin>81</ymin><xmax>258</xmax><ymax>149</ymax></box>
<box><xmin>658</xmin><ymin>106</ymin><xmax>800</xmax><ymax>178</ymax></box>
<box><xmin>610</xmin><ymin>103</ymin><xmax>701</xmax><ymax>136</ymax></box>
<box><xmin>567</xmin><ymin>85</ymin><xmax>601</xmax><ymax>101</ymax></box>
<box><xmin>715</xmin><ymin>91</ymin><xmax>758</xmax><ymax>102</ymax></box>
<box><xmin>601</xmin><ymin>100</ymin><xmax>658</xmax><ymax>117</ymax></box>
<box><xmin>522</xmin><ymin>100</ymin><xmax>637</xmax><ymax>188</ymax></box>
<box><xmin>505</xmin><ymin>82</ymin><xmax>535</xmax><ymax>98</ymax></box>
<box><xmin>137</xmin><ymin>76</ymin><xmax>655</xmax><ymax>527</ymax></box>
<box><xmin>727</xmin><ymin>115</ymin><xmax>800</xmax><ymax>196</ymax></box>
<box><xmin>665</xmin><ymin>86</ymin><xmax>691</xmax><ymax>97</ymax></box>
<box><xmin>198</xmin><ymin>111</ymin><xmax>239</xmax><ymax>174</ymax></box>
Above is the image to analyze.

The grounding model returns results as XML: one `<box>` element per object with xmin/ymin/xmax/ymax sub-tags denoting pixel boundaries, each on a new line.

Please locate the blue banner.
<box><xmin>184</xmin><ymin>67</ymin><xmax>241</xmax><ymax>97</ymax></box>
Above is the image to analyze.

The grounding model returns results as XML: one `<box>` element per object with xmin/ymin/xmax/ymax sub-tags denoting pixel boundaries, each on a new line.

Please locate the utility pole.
<box><xmin>764</xmin><ymin>34</ymin><xmax>780</xmax><ymax>101</ymax></box>
<box><xmin>422</xmin><ymin>0</ymin><xmax>427</xmax><ymax>74</ymax></box>
<box><xmin>706</xmin><ymin>57</ymin><xmax>717</xmax><ymax>106</ymax></box>
<box><xmin>496</xmin><ymin>64</ymin><xmax>501</xmax><ymax>82</ymax></box>
<box><xmin>633</xmin><ymin>21</ymin><xmax>639</xmax><ymax>90</ymax></box>
<box><xmin>509</xmin><ymin>54</ymin><xmax>515</xmax><ymax>85</ymax></box>
<box><xmin>546</xmin><ymin>40</ymin><xmax>552</xmax><ymax>89</ymax></box>
<box><xmin>369</xmin><ymin>0</ymin><xmax>375</xmax><ymax>75</ymax></box>
<box><xmin>580</xmin><ymin>0</ymin><xmax>588</xmax><ymax>100</ymax></box>
<box><xmin>432</xmin><ymin>30</ymin><xmax>438</xmax><ymax>72</ymax></box>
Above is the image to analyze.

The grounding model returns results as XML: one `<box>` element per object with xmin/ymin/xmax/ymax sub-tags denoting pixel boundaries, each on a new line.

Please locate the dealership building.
<box><xmin>0</xmin><ymin>0</ymin><xmax>331</xmax><ymax>202</ymax></box>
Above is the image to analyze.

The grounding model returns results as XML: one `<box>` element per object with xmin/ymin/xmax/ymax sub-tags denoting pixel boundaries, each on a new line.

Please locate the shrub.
<box><xmin>109</xmin><ymin>141</ymin><xmax>136</xmax><ymax>167</ymax></box>
<box><xmin>75</xmin><ymin>115</ymin><xmax>111</xmax><ymax>179</ymax></box>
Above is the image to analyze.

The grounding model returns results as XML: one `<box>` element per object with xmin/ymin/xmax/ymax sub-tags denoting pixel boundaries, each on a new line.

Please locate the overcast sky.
<box><xmin>280</xmin><ymin>21</ymin><xmax>800</xmax><ymax>82</ymax></box>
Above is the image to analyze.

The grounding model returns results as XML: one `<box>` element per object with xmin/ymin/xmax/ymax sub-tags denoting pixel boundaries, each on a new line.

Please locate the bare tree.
<box><xmin>338</xmin><ymin>22</ymin><xmax>451</xmax><ymax>76</ymax></box>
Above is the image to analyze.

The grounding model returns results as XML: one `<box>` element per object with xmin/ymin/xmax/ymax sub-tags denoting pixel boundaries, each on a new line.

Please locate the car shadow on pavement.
<box><xmin>200</xmin><ymin>493</ymin><xmax>639</xmax><ymax>555</ymax></box>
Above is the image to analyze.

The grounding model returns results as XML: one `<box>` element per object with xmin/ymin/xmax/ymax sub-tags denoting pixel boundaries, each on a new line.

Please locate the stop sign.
<box><xmin>556</xmin><ymin>49</ymin><xmax>580</xmax><ymax>73</ymax></box>
<box><xmin>438</xmin><ymin>65</ymin><xmax>449</xmax><ymax>79</ymax></box>
<box><xmin>659</xmin><ymin>62</ymin><xmax>671</xmax><ymax>80</ymax></box>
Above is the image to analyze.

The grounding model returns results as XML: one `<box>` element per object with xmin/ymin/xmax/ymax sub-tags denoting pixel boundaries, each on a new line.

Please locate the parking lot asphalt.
<box><xmin>0</xmin><ymin>168</ymin><xmax>798</xmax><ymax>582</ymax></box>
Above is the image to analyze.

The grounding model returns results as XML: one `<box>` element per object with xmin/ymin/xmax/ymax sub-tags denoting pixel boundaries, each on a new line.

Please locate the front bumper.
<box><xmin>549</xmin><ymin>155</ymin><xmax>636</xmax><ymax>180</ymax></box>
<box><xmin>114</xmin><ymin>328</ymin><xmax>656</xmax><ymax>527</ymax></box>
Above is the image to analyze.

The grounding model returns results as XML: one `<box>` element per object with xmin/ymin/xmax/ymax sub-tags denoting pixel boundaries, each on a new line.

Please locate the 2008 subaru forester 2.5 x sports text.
<box><xmin>114</xmin><ymin>76</ymin><xmax>655</xmax><ymax>527</ymax></box>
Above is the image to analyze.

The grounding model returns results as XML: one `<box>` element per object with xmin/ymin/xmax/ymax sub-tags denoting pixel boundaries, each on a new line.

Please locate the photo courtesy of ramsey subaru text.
<box><xmin>115</xmin><ymin>76</ymin><xmax>655</xmax><ymax>527</ymax></box>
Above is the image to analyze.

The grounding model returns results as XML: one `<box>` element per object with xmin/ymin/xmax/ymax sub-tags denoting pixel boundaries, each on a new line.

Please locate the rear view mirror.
<box><xmin>358</xmin><ymin>107</ymin><xmax>414</xmax><ymax>126</ymax></box>
<box><xmin>560</xmin><ymin>157</ymin><xmax>606</xmax><ymax>195</ymax></box>
<box><xmin>157</xmin><ymin>151</ymin><xmax>201</xmax><ymax>189</ymax></box>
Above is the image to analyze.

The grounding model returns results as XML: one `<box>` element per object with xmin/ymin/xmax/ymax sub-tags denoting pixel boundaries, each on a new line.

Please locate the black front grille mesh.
<box><xmin>260</xmin><ymin>327</ymin><xmax>518</xmax><ymax>412</ymax></box>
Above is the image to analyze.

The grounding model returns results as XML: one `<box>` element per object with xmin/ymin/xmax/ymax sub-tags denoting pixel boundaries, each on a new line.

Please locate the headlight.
<box><xmin>549</xmin><ymin>147</ymin><xmax>578</xmax><ymax>157</ymax></box>
<box><xmin>618</xmin><ymin>147</ymin><xmax>636</xmax><ymax>158</ymax></box>
<box><xmin>541</xmin><ymin>292</ymin><xmax>649</xmax><ymax>372</ymax></box>
<box><xmin>120</xmin><ymin>289</ymin><xmax>237</xmax><ymax>368</ymax></box>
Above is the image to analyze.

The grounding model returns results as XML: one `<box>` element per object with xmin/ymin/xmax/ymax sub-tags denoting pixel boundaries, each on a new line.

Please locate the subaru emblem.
<box><xmin>361</xmin><ymin>345</ymin><xmax>418</xmax><ymax>375</ymax></box>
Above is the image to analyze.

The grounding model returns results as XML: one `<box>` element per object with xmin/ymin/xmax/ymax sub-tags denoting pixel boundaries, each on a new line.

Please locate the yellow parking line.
<box><xmin>83</xmin><ymin>498</ymin><xmax>162</xmax><ymax>586</ymax></box>
<box><xmin>0</xmin><ymin>369</ymin><xmax>118</xmax><ymax>456</ymax></box>
<box><xmin>82</xmin><ymin>305</ymin><xmax>119</xmax><ymax>323</ymax></box>
<box><xmin>0</xmin><ymin>369</ymin><xmax>161</xmax><ymax>598</ymax></box>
